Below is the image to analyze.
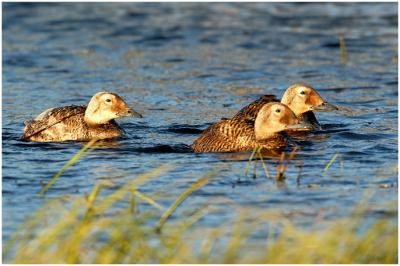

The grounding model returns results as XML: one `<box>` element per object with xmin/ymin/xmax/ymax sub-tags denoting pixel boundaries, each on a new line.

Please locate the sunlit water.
<box><xmin>2</xmin><ymin>3</ymin><xmax>398</xmax><ymax>242</ymax></box>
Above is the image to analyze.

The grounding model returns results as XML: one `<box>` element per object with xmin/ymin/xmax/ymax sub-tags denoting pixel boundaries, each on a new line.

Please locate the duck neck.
<box><xmin>84</xmin><ymin>107</ymin><xmax>109</xmax><ymax>127</ymax></box>
<box><xmin>254</xmin><ymin>120</ymin><xmax>279</xmax><ymax>141</ymax></box>
<box><xmin>281</xmin><ymin>96</ymin><xmax>302</xmax><ymax>117</ymax></box>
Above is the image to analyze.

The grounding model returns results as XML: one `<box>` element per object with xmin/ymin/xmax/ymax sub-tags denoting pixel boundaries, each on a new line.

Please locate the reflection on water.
<box><xmin>2</xmin><ymin>2</ymin><xmax>398</xmax><ymax>242</ymax></box>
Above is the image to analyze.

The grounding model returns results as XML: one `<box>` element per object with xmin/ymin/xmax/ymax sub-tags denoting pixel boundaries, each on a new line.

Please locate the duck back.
<box><xmin>22</xmin><ymin>105</ymin><xmax>122</xmax><ymax>142</ymax></box>
<box><xmin>191</xmin><ymin>118</ymin><xmax>286</xmax><ymax>152</ymax></box>
<box><xmin>232</xmin><ymin>95</ymin><xmax>279</xmax><ymax>123</ymax></box>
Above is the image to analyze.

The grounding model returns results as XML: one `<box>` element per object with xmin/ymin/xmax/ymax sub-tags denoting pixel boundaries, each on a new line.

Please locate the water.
<box><xmin>2</xmin><ymin>3</ymin><xmax>398</xmax><ymax>242</ymax></box>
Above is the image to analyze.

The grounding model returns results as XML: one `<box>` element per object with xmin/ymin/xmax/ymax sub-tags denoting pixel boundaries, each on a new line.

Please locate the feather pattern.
<box><xmin>191</xmin><ymin>117</ymin><xmax>287</xmax><ymax>152</ymax></box>
<box><xmin>21</xmin><ymin>92</ymin><xmax>140</xmax><ymax>142</ymax></box>
<box><xmin>22</xmin><ymin>105</ymin><xmax>122</xmax><ymax>142</ymax></box>
<box><xmin>232</xmin><ymin>95</ymin><xmax>279</xmax><ymax>123</ymax></box>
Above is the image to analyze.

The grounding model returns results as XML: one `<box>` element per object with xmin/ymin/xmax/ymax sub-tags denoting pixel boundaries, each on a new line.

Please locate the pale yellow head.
<box><xmin>84</xmin><ymin>92</ymin><xmax>142</xmax><ymax>126</ymax></box>
<box><xmin>254</xmin><ymin>102</ymin><xmax>306</xmax><ymax>140</ymax></box>
<box><xmin>281</xmin><ymin>84</ymin><xmax>337</xmax><ymax>116</ymax></box>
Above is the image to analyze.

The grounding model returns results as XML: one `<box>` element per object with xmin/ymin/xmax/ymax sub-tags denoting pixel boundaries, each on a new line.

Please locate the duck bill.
<box><xmin>118</xmin><ymin>108</ymin><xmax>143</xmax><ymax>118</ymax></box>
<box><xmin>128</xmin><ymin>108</ymin><xmax>143</xmax><ymax>118</ymax></box>
<box><xmin>285</xmin><ymin>121</ymin><xmax>313</xmax><ymax>130</ymax></box>
<box><xmin>312</xmin><ymin>101</ymin><xmax>338</xmax><ymax>112</ymax></box>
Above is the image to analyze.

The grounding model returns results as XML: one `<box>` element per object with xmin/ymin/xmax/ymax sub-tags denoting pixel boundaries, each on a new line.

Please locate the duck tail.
<box><xmin>21</xmin><ymin>120</ymin><xmax>35</xmax><ymax>140</ymax></box>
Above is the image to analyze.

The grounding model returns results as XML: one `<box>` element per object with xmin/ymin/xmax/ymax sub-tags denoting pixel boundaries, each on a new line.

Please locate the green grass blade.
<box><xmin>94</xmin><ymin>164</ymin><xmax>173</xmax><ymax>214</ymax></box>
<box><xmin>324</xmin><ymin>152</ymin><xmax>339</xmax><ymax>172</ymax></box>
<box><xmin>339</xmin><ymin>35</ymin><xmax>348</xmax><ymax>64</ymax></box>
<box><xmin>134</xmin><ymin>191</ymin><xmax>164</xmax><ymax>211</ymax></box>
<box><xmin>156</xmin><ymin>173</ymin><xmax>211</xmax><ymax>232</ymax></box>
<box><xmin>245</xmin><ymin>147</ymin><xmax>258</xmax><ymax>177</ymax></box>
<box><xmin>39</xmin><ymin>138</ymin><xmax>98</xmax><ymax>195</ymax></box>
<box><xmin>257</xmin><ymin>148</ymin><xmax>270</xmax><ymax>178</ymax></box>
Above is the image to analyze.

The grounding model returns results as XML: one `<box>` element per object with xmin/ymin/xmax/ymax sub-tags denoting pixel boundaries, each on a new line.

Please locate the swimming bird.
<box><xmin>232</xmin><ymin>83</ymin><xmax>337</xmax><ymax>130</ymax></box>
<box><xmin>22</xmin><ymin>92</ymin><xmax>142</xmax><ymax>142</ymax></box>
<box><xmin>191</xmin><ymin>102</ymin><xmax>308</xmax><ymax>152</ymax></box>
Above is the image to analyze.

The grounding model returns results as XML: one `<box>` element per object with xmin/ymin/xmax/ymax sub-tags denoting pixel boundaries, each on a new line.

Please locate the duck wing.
<box><xmin>191</xmin><ymin>118</ymin><xmax>256</xmax><ymax>152</ymax></box>
<box><xmin>22</xmin><ymin>105</ymin><xmax>86</xmax><ymax>140</ymax></box>
<box><xmin>232</xmin><ymin>95</ymin><xmax>279</xmax><ymax>122</ymax></box>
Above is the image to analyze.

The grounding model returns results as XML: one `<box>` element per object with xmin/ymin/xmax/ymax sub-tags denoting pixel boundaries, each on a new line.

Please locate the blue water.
<box><xmin>2</xmin><ymin>3</ymin><xmax>398</xmax><ymax>242</ymax></box>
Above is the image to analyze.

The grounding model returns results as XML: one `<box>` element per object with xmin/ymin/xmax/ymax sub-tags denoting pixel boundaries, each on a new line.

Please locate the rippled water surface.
<box><xmin>2</xmin><ymin>3</ymin><xmax>398</xmax><ymax>241</ymax></box>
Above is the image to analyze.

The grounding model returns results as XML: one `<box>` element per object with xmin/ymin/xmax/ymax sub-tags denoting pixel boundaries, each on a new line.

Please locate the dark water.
<box><xmin>2</xmin><ymin>3</ymin><xmax>398</xmax><ymax>241</ymax></box>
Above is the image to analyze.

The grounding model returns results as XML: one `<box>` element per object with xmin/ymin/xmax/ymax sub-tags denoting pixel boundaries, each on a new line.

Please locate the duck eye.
<box><xmin>105</xmin><ymin>99</ymin><xmax>111</xmax><ymax>103</ymax></box>
<box><xmin>300</xmin><ymin>91</ymin><xmax>306</xmax><ymax>95</ymax></box>
<box><xmin>275</xmin><ymin>109</ymin><xmax>281</xmax><ymax>113</ymax></box>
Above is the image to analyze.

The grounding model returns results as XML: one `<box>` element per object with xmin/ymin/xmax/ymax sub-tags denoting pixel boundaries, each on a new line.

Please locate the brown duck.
<box><xmin>191</xmin><ymin>102</ymin><xmax>308</xmax><ymax>152</ymax></box>
<box><xmin>232</xmin><ymin>83</ymin><xmax>337</xmax><ymax>130</ymax></box>
<box><xmin>22</xmin><ymin>92</ymin><xmax>142</xmax><ymax>142</ymax></box>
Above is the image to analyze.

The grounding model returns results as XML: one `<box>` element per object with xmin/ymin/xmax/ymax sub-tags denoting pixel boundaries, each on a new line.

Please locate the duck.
<box><xmin>231</xmin><ymin>83</ymin><xmax>337</xmax><ymax>130</ymax></box>
<box><xmin>21</xmin><ymin>92</ymin><xmax>143</xmax><ymax>142</ymax></box>
<box><xmin>191</xmin><ymin>102</ymin><xmax>308</xmax><ymax>153</ymax></box>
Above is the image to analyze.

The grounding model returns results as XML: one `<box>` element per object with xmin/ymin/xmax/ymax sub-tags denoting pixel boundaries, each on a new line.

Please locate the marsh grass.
<box><xmin>39</xmin><ymin>138</ymin><xmax>98</xmax><ymax>195</ymax></box>
<box><xmin>275</xmin><ymin>146</ymin><xmax>299</xmax><ymax>181</ymax></box>
<box><xmin>324</xmin><ymin>152</ymin><xmax>340</xmax><ymax>172</ymax></box>
<box><xmin>4</xmin><ymin>168</ymin><xmax>397</xmax><ymax>263</ymax></box>
<box><xmin>339</xmin><ymin>34</ymin><xmax>348</xmax><ymax>64</ymax></box>
<box><xmin>156</xmin><ymin>174</ymin><xmax>210</xmax><ymax>232</ymax></box>
<box><xmin>245</xmin><ymin>146</ymin><xmax>299</xmax><ymax>181</ymax></box>
<box><xmin>3</xmin><ymin>141</ymin><xmax>397</xmax><ymax>263</ymax></box>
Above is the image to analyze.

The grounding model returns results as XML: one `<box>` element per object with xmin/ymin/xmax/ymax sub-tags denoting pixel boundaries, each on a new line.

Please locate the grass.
<box><xmin>246</xmin><ymin>146</ymin><xmax>300</xmax><ymax>181</ymax></box>
<box><xmin>4</xmin><ymin>170</ymin><xmax>397</xmax><ymax>263</ymax></box>
<box><xmin>39</xmin><ymin>138</ymin><xmax>98</xmax><ymax>195</ymax></box>
<box><xmin>156</xmin><ymin>174</ymin><xmax>210</xmax><ymax>232</ymax></box>
<box><xmin>3</xmin><ymin>141</ymin><xmax>398</xmax><ymax>263</ymax></box>
<box><xmin>324</xmin><ymin>152</ymin><xmax>339</xmax><ymax>172</ymax></box>
<box><xmin>339</xmin><ymin>34</ymin><xmax>348</xmax><ymax>64</ymax></box>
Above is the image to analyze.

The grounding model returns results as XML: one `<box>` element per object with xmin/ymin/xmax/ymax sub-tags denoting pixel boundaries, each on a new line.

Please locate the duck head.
<box><xmin>254</xmin><ymin>102</ymin><xmax>309</xmax><ymax>140</ymax></box>
<box><xmin>84</xmin><ymin>92</ymin><xmax>142</xmax><ymax>126</ymax></box>
<box><xmin>281</xmin><ymin>84</ymin><xmax>337</xmax><ymax>116</ymax></box>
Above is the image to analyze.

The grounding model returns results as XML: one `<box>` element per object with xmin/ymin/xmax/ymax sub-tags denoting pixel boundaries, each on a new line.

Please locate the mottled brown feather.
<box><xmin>22</xmin><ymin>106</ymin><xmax>86</xmax><ymax>139</ymax></box>
<box><xmin>232</xmin><ymin>95</ymin><xmax>279</xmax><ymax>123</ymax></box>
<box><xmin>191</xmin><ymin>118</ymin><xmax>287</xmax><ymax>153</ymax></box>
<box><xmin>22</xmin><ymin>105</ymin><xmax>122</xmax><ymax>142</ymax></box>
